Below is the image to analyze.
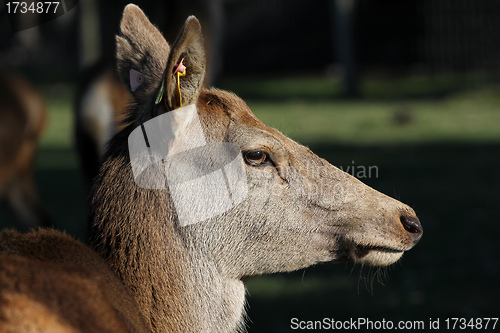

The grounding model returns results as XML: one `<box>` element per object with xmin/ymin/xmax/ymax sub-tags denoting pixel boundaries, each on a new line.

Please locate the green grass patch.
<box><xmin>249</xmin><ymin>87</ymin><xmax>500</xmax><ymax>145</ymax></box>
<box><xmin>39</xmin><ymin>84</ymin><xmax>77</xmax><ymax>150</ymax></box>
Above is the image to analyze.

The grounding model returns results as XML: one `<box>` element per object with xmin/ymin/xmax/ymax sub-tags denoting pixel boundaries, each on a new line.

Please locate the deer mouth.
<box><xmin>334</xmin><ymin>238</ymin><xmax>406</xmax><ymax>267</ymax></box>
<box><xmin>353</xmin><ymin>244</ymin><xmax>405</xmax><ymax>266</ymax></box>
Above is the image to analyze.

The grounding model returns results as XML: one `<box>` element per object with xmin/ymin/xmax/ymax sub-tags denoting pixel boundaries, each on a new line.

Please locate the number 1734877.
<box><xmin>6</xmin><ymin>2</ymin><xmax>61</xmax><ymax>14</ymax></box>
<box><xmin>445</xmin><ymin>318</ymin><xmax>498</xmax><ymax>330</ymax></box>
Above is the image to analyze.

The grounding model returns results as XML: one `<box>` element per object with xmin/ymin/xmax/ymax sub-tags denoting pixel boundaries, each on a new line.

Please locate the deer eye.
<box><xmin>243</xmin><ymin>150</ymin><xmax>271</xmax><ymax>167</ymax></box>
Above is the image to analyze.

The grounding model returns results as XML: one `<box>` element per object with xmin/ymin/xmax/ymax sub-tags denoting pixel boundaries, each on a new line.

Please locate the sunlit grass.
<box><xmin>39</xmin><ymin>85</ymin><xmax>76</xmax><ymax>149</ymax></box>
<box><xmin>249</xmin><ymin>88</ymin><xmax>500</xmax><ymax>145</ymax></box>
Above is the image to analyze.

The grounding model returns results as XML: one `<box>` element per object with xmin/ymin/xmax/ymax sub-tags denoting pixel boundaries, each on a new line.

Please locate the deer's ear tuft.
<box><xmin>163</xmin><ymin>16</ymin><xmax>206</xmax><ymax>110</ymax></box>
<box><xmin>116</xmin><ymin>4</ymin><xmax>170</xmax><ymax>105</ymax></box>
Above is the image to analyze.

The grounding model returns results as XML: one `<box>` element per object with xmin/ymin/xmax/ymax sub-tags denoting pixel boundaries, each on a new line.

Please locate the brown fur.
<box><xmin>0</xmin><ymin>73</ymin><xmax>50</xmax><ymax>228</ymax></box>
<box><xmin>0</xmin><ymin>229</ymin><xmax>148</xmax><ymax>332</ymax></box>
<box><xmin>0</xmin><ymin>5</ymin><xmax>422</xmax><ymax>332</ymax></box>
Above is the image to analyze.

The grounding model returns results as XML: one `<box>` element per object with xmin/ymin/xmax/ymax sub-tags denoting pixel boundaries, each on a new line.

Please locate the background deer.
<box><xmin>0</xmin><ymin>73</ymin><xmax>51</xmax><ymax>228</ymax></box>
<box><xmin>75</xmin><ymin>64</ymin><xmax>130</xmax><ymax>189</ymax></box>
<box><xmin>0</xmin><ymin>4</ymin><xmax>422</xmax><ymax>332</ymax></box>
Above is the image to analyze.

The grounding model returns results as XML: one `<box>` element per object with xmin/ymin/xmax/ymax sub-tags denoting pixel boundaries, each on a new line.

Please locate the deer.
<box><xmin>75</xmin><ymin>64</ymin><xmax>131</xmax><ymax>189</ymax></box>
<box><xmin>0</xmin><ymin>73</ymin><xmax>51</xmax><ymax>228</ymax></box>
<box><xmin>0</xmin><ymin>4</ymin><xmax>422</xmax><ymax>332</ymax></box>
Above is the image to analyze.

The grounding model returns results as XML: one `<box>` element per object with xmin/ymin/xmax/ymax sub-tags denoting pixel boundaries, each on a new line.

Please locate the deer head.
<box><xmin>90</xmin><ymin>5</ymin><xmax>422</xmax><ymax>332</ymax></box>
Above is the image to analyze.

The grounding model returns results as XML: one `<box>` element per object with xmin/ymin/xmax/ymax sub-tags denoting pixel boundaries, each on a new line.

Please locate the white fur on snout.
<box><xmin>358</xmin><ymin>249</ymin><xmax>404</xmax><ymax>267</ymax></box>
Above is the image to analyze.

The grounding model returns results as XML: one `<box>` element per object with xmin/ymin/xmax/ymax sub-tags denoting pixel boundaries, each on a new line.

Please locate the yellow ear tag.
<box><xmin>176</xmin><ymin>70</ymin><xmax>186</xmax><ymax>107</ymax></box>
<box><xmin>173</xmin><ymin>58</ymin><xmax>187</xmax><ymax>108</ymax></box>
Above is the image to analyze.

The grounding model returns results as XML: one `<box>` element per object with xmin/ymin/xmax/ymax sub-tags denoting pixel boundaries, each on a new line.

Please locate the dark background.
<box><xmin>4</xmin><ymin>0</ymin><xmax>500</xmax><ymax>84</ymax></box>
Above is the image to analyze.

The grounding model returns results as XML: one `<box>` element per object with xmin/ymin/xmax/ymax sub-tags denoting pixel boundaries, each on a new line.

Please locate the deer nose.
<box><xmin>400</xmin><ymin>214</ymin><xmax>423</xmax><ymax>245</ymax></box>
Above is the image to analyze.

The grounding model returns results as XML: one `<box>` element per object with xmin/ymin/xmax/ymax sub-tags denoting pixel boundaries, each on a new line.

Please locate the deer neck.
<box><xmin>90</xmin><ymin>157</ymin><xmax>246</xmax><ymax>333</ymax></box>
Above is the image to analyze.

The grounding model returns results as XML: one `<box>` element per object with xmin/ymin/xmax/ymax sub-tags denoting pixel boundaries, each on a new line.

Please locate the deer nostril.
<box><xmin>400</xmin><ymin>214</ymin><xmax>423</xmax><ymax>244</ymax></box>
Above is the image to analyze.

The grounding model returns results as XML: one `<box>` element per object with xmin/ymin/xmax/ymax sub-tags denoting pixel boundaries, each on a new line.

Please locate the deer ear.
<box><xmin>116</xmin><ymin>4</ymin><xmax>170</xmax><ymax>104</ymax></box>
<box><xmin>163</xmin><ymin>16</ymin><xmax>206</xmax><ymax>110</ymax></box>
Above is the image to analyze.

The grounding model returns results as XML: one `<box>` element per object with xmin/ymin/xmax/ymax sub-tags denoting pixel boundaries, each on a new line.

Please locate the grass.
<box><xmin>1</xmin><ymin>75</ymin><xmax>499</xmax><ymax>332</ymax></box>
<box><xmin>249</xmin><ymin>92</ymin><xmax>500</xmax><ymax>145</ymax></box>
<box><xmin>220</xmin><ymin>72</ymin><xmax>491</xmax><ymax>100</ymax></box>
